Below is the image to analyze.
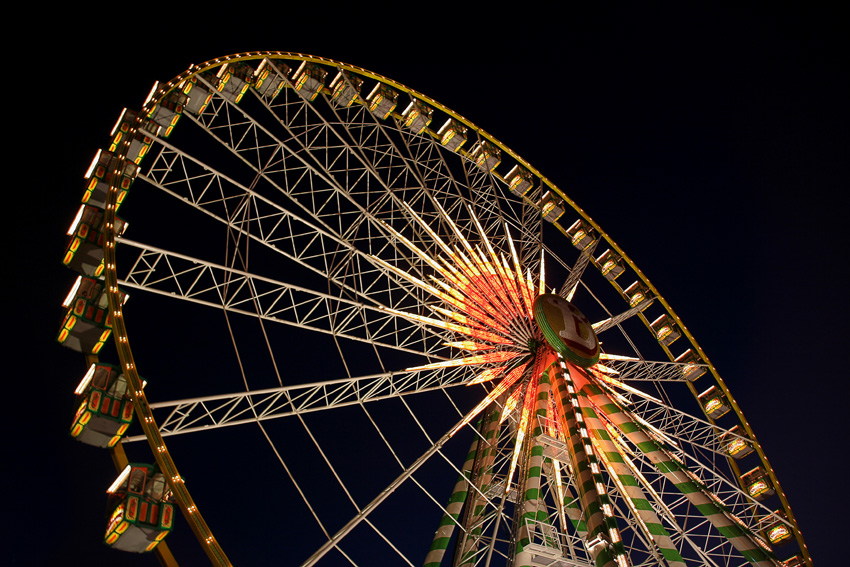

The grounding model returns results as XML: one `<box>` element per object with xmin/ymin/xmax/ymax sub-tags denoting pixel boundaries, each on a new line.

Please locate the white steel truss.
<box><xmin>90</xmin><ymin>54</ymin><xmax>801</xmax><ymax>567</ymax></box>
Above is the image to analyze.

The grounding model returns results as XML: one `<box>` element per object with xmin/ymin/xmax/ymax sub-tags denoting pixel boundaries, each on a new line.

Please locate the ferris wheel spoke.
<box><xmin>144</xmin><ymin>131</ymin><xmax>427</xmax><ymax>284</ymax></box>
<box><xmin>582</xmin><ymin>385</ymin><xmax>777</xmax><ymax>566</ymax></box>
<box><xmin>623</xmin><ymin>459</ymin><xmax>741</xmax><ymax>561</ymax></box>
<box><xmin>186</xmin><ymin>75</ymin><xmax>546</xmax><ymax>341</ymax></box>
<box><xmin>394</xmin><ymin>126</ymin><xmax>530</xmax><ymax>266</ymax></box>
<box><xmin>623</xmin><ymin>396</ymin><xmax>752</xmax><ymax>460</ymax></box>
<box><xmin>626</xmin><ymin>462</ymin><xmax>756</xmax><ymax>567</ymax></box>
<box><xmin>300</xmin><ymin>395</ymin><xmax>507</xmax><ymax>567</ymax></box>
<box><xmin>122</xmin><ymin>364</ymin><xmax>477</xmax><ymax>441</ymax></box>
<box><xmin>600</xmin><ymin>358</ymin><xmax>709</xmax><ymax>382</ymax></box>
<box><xmin>311</xmin><ymin>81</ymin><xmax>515</xmax><ymax>231</ymax></box>
<box><xmin>597</xmin><ymin>430</ymin><xmax>769</xmax><ymax>567</ymax></box>
<box><xmin>117</xmin><ymin>238</ymin><xmax>451</xmax><ymax>356</ymax></box>
<box><xmin>270</xmin><ymin>85</ymin><xmax>463</xmax><ymax>235</ymax></box>
<box><xmin>259</xmin><ymin>78</ymin><xmax>538</xmax><ymax>278</ymax></box>
<box><xmin>176</xmin><ymin>90</ymin><xmax>447</xmax><ymax>303</ymax></box>
<box><xmin>559</xmin><ymin>239</ymin><xmax>599</xmax><ymax>301</ymax></box>
<box><xmin>584</xmin><ymin>400</ymin><xmax>686</xmax><ymax>567</ymax></box>
<box><xmin>592</xmin><ymin>299</ymin><xmax>655</xmax><ymax>335</ymax></box>
<box><xmin>140</xmin><ymin>140</ymin><xmax>463</xmax><ymax>344</ymax></box>
<box><xmin>141</xmin><ymin>140</ymin><xmax>381</xmax><ymax>280</ymax></box>
<box><xmin>192</xmin><ymin>77</ymin><xmax>446</xmax><ymax>277</ymax></box>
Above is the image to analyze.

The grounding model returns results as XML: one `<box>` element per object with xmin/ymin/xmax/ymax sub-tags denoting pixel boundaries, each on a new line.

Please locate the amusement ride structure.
<box><xmin>57</xmin><ymin>52</ymin><xmax>812</xmax><ymax>567</ymax></box>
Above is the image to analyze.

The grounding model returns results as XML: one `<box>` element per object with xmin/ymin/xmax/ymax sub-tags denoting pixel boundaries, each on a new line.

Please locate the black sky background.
<box><xmin>12</xmin><ymin>4</ymin><xmax>845</xmax><ymax>566</ymax></box>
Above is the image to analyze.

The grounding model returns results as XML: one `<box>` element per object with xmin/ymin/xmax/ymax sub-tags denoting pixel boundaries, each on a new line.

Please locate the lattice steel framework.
<box><xmin>68</xmin><ymin>52</ymin><xmax>810</xmax><ymax>567</ymax></box>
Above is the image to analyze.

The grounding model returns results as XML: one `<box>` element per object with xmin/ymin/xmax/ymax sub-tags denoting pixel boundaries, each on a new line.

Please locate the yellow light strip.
<box><xmin>449</xmin><ymin>363</ymin><xmax>528</xmax><ymax>437</ymax></box>
<box><xmin>378</xmin><ymin>217</ymin><xmax>455</xmax><ymax>281</ymax></box>
<box><xmin>107</xmin><ymin>465</ymin><xmax>132</xmax><ymax>494</ymax></box>
<box><xmin>598</xmin><ymin>353</ymin><xmax>640</xmax><ymax>362</ymax></box>
<box><xmin>500</xmin><ymin>254</ymin><xmax>527</xmax><ymax>317</ymax></box>
<box><xmin>433</xmin><ymin>199</ymin><xmax>476</xmax><ymax>257</ymax></box>
<box><xmin>485</xmin><ymin>248</ymin><xmax>517</xmax><ymax>313</ymax></box>
<box><xmin>500</xmin><ymin>385</ymin><xmax>523</xmax><ymax>422</ymax></box>
<box><xmin>590</xmin><ymin>362</ymin><xmax>620</xmax><ymax>376</ymax></box>
<box><xmin>379</xmin><ymin>304</ymin><xmax>508</xmax><ymax>343</ymax></box>
<box><xmin>444</xmin><ymin>341</ymin><xmax>494</xmax><ymax>351</ymax></box>
<box><xmin>467</xmin><ymin>203</ymin><xmax>498</xmax><ymax>260</ymax></box>
<box><xmin>588</xmin><ymin>367</ymin><xmax>662</xmax><ymax>405</ymax></box>
<box><xmin>63</xmin><ymin>276</ymin><xmax>83</xmax><ymax>308</ymax></box>
<box><xmin>67</xmin><ymin>205</ymin><xmax>86</xmax><ymax>235</ymax></box>
<box><xmin>428</xmin><ymin>279</ymin><xmax>512</xmax><ymax>334</ymax></box>
<box><xmin>405</xmin><ymin>350</ymin><xmax>521</xmax><ymax>372</ymax></box>
<box><xmin>505</xmin><ymin>226</ymin><xmax>536</xmax><ymax>317</ymax></box>
<box><xmin>401</xmin><ymin>201</ymin><xmax>457</xmax><ymax>259</ymax></box>
<box><xmin>431</xmin><ymin>305</ymin><xmax>489</xmax><ymax>331</ymax></box>
<box><xmin>471</xmin><ymin>245</ymin><xmax>521</xmax><ymax>325</ymax></box>
<box><xmin>565</xmin><ymin>282</ymin><xmax>578</xmax><ymax>302</ymax></box>
<box><xmin>468</xmin><ymin>366</ymin><xmax>508</xmax><ymax>386</ymax></box>
<box><xmin>438</xmin><ymin>254</ymin><xmax>472</xmax><ymax>287</ymax></box>
<box><xmin>74</xmin><ymin>364</ymin><xmax>97</xmax><ymax>395</ymax></box>
<box><xmin>369</xmin><ymin>255</ymin><xmax>447</xmax><ymax>302</ymax></box>
<box><xmin>449</xmin><ymin>249</ymin><xmax>515</xmax><ymax>330</ymax></box>
<box><xmin>553</xmin><ymin>462</ymin><xmax>569</xmax><ymax>532</ymax></box>
<box><xmin>526</xmin><ymin>268</ymin><xmax>537</xmax><ymax>305</ymax></box>
<box><xmin>506</xmin><ymin>371</ymin><xmax>539</xmax><ymax>492</ymax></box>
<box><xmin>84</xmin><ymin>149</ymin><xmax>103</xmax><ymax>179</ymax></box>
<box><xmin>538</xmin><ymin>251</ymin><xmax>546</xmax><ymax>296</ymax></box>
<box><xmin>473</xmin><ymin>251</ymin><xmax>515</xmax><ymax>323</ymax></box>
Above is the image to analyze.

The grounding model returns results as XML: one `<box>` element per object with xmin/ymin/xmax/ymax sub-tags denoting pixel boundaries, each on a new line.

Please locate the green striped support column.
<box><xmin>552</xmin><ymin>357</ymin><xmax>626</xmax><ymax>567</ymax></box>
<box><xmin>582</xmin><ymin>382</ymin><xmax>776</xmax><ymax>567</ymax></box>
<box><xmin>513</xmin><ymin>356</ymin><xmax>553</xmax><ymax>567</ymax></box>
<box><xmin>457</xmin><ymin>404</ymin><xmax>502</xmax><ymax>567</ymax></box>
<box><xmin>581</xmin><ymin>403</ymin><xmax>685</xmax><ymax>567</ymax></box>
<box><xmin>423</xmin><ymin>433</ymin><xmax>480</xmax><ymax>567</ymax></box>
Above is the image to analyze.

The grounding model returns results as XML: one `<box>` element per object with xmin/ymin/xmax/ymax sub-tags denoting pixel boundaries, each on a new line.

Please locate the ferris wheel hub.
<box><xmin>533</xmin><ymin>294</ymin><xmax>600</xmax><ymax>367</ymax></box>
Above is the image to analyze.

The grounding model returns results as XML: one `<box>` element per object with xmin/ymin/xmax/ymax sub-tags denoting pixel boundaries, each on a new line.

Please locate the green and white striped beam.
<box><xmin>457</xmin><ymin>404</ymin><xmax>502</xmax><ymax>567</ymax></box>
<box><xmin>423</xmin><ymin>435</ymin><xmax>480</xmax><ymax>567</ymax></box>
<box><xmin>513</xmin><ymin>357</ymin><xmax>554</xmax><ymax>567</ymax></box>
<box><xmin>581</xmin><ymin>381</ymin><xmax>778</xmax><ymax>567</ymax></box>
<box><xmin>582</xmin><ymin>401</ymin><xmax>686</xmax><ymax>567</ymax></box>
<box><xmin>553</xmin><ymin>355</ymin><xmax>629</xmax><ymax>567</ymax></box>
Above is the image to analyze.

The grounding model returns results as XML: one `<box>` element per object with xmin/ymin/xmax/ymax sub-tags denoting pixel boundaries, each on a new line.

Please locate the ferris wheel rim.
<box><xmin>86</xmin><ymin>51</ymin><xmax>810</xmax><ymax>566</ymax></box>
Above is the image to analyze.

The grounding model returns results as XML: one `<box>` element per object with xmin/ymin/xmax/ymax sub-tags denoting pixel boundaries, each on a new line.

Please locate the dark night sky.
<box><xmin>13</xmin><ymin>4</ymin><xmax>845</xmax><ymax>566</ymax></box>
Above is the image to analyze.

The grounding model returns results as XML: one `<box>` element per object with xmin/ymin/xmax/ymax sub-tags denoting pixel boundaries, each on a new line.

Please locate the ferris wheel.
<box><xmin>58</xmin><ymin>52</ymin><xmax>812</xmax><ymax>567</ymax></box>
